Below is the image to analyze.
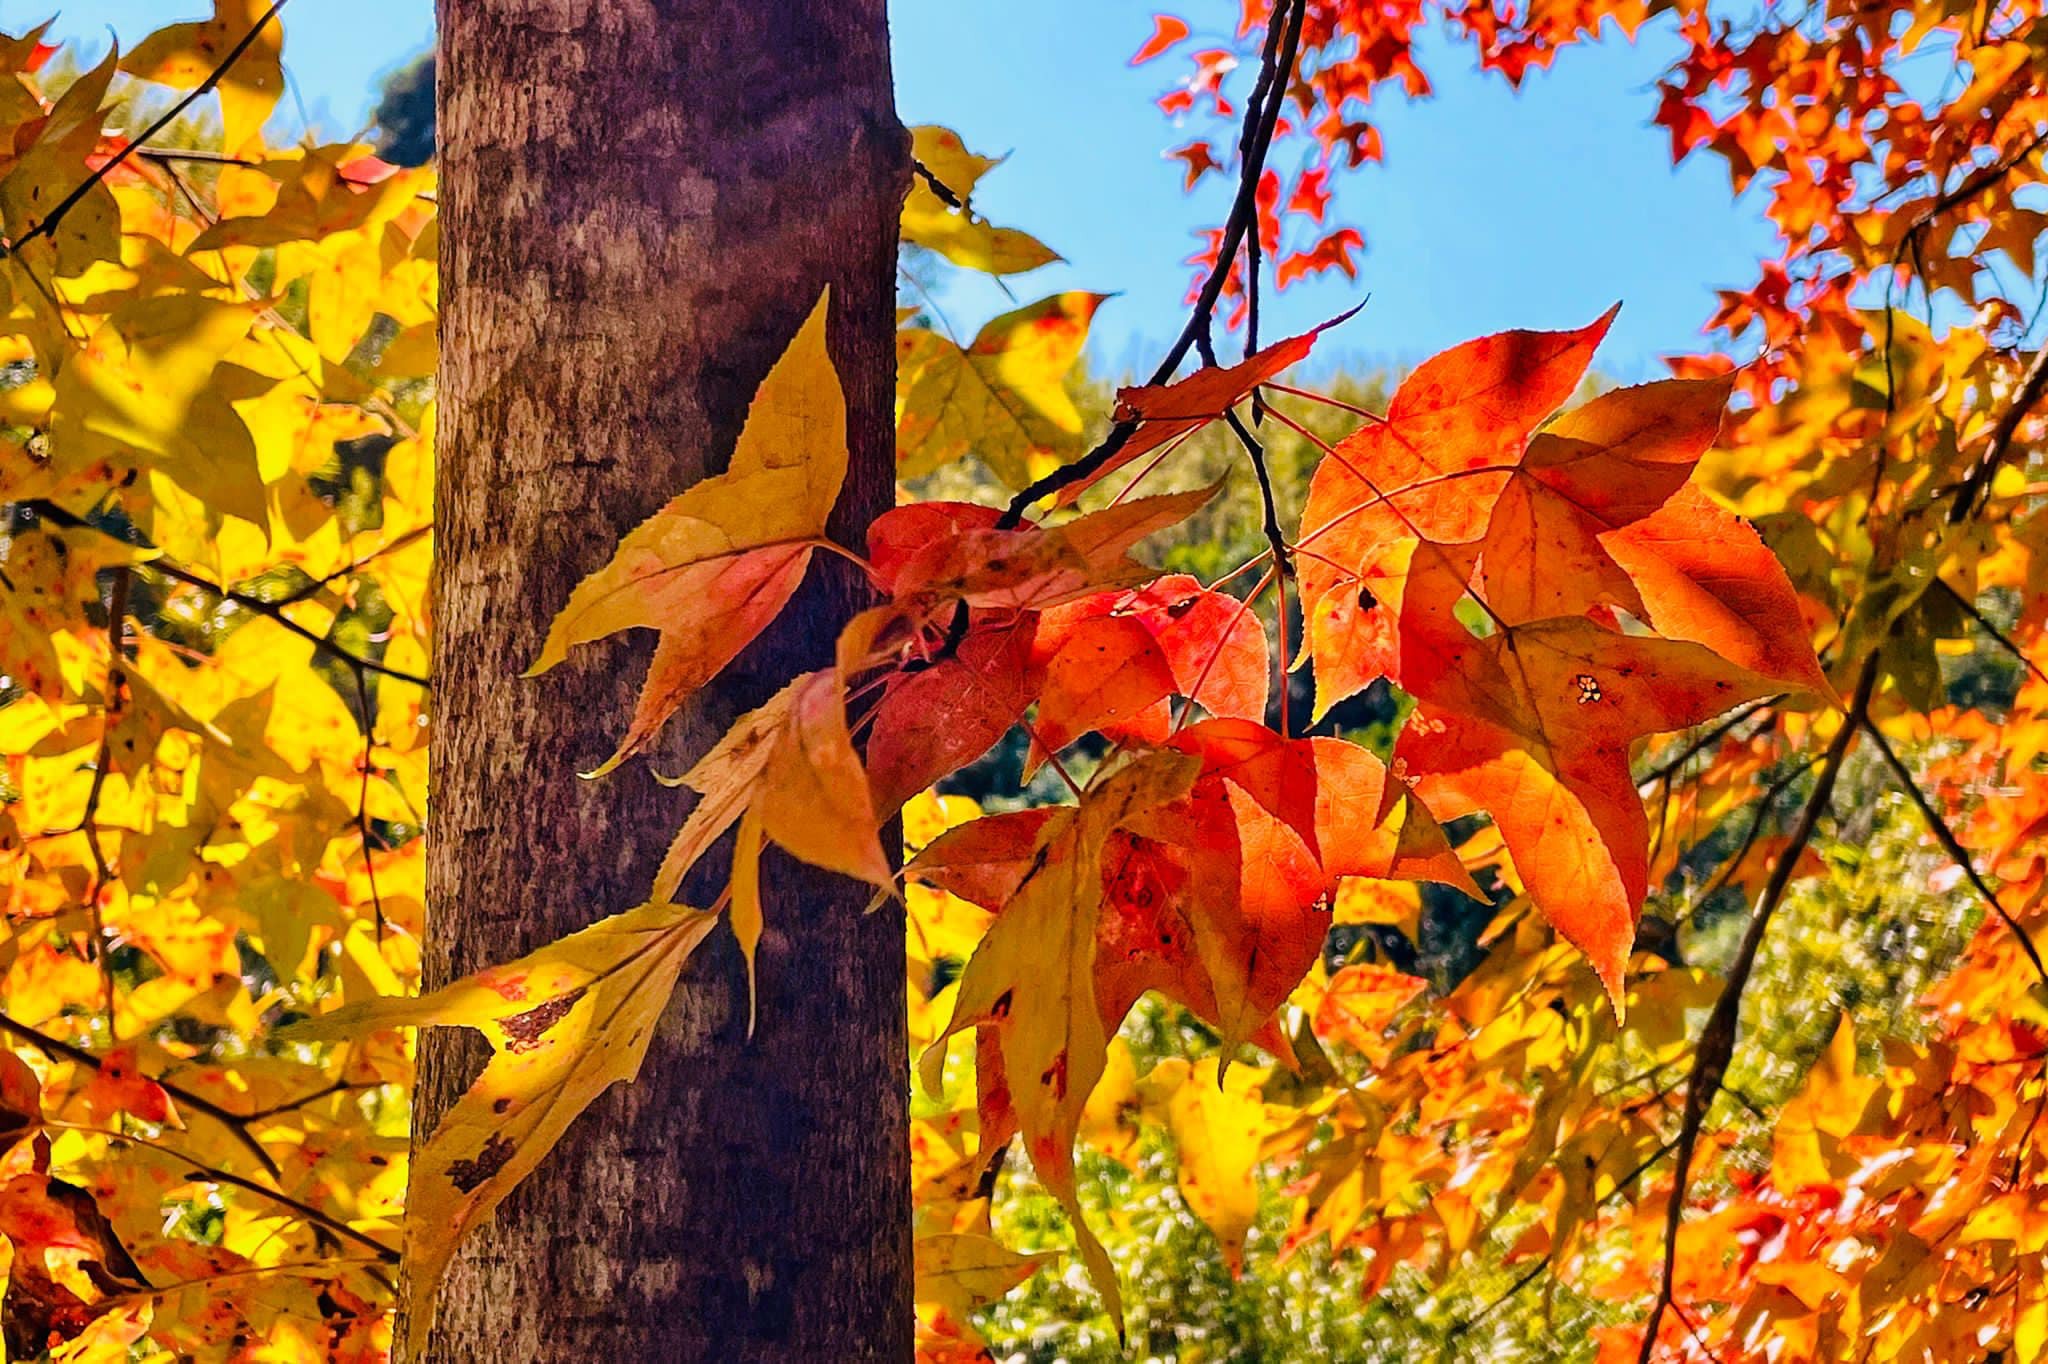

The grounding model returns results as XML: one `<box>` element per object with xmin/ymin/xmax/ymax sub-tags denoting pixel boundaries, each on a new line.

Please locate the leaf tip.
<box><xmin>578</xmin><ymin>738</ymin><xmax>638</xmax><ymax>781</ymax></box>
<box><xmin>1596</xmin><ymin>956</ymin><xmax>1629</xmax><ymax>1023</ymax></box>
<box><xmin>916</xmin><ymin>1036</ymin><xmax>950</xmax><ymax>1097</ymax></box>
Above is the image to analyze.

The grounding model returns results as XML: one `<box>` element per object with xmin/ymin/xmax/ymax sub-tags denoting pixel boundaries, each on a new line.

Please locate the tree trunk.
<box><xmin>415</xmin><ymin>4</ymin><xmax>910</xmax><ymax>1359</ymax></box>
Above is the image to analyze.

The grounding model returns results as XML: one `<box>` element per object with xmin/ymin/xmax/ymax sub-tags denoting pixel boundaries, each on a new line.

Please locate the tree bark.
<box><xmin>416</xmin><ymin>4</ymin><xmax>910</xmax><ymax>1359</ymax></box>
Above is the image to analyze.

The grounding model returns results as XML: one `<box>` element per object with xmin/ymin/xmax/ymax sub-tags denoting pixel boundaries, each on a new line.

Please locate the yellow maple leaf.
<box><xmin>529</xmin><ymin>289</ymin><xmax>846</xmax><ymax>775</ymax></box>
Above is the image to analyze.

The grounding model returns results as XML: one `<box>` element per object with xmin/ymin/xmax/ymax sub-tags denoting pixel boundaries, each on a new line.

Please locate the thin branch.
<box><xmin>0</xmin><ymin>1012</ymin><xmax>282</xmax><ymax>1180</ymax></box>
<box><xmin>43</xmin><ymin>1120</ymin><xmax>397</xmax><ymax>1263</ymax></box>
<box><xmin>349</xmin><ymin>660</ymin><xmax>389</xmax><ymax>941</ymax></box>
<box><xmin>1937</xmin><ymin>579</ymin><xmax>2048</xmax><ymax>691</ymax></box>
<box><xmin>1638</xmin><ymin>657</ymin><xmax>1878</xmax><ymax>1364</ymax></box>
<box><xmin>1</xmin><ymin>1</ymin><xmax>291</xmax><ymax>256</ymax></box>
<box><xmin>237</xmin><ymin>1076</ymin><xmax>379</xmax><ymax>1123</ymax></box>
<box><xmin>78</xmin><ymin>567</ymin><xmax>130</xmax><ymax>1023</ymax></box>
<box><xmin>1860</xmin><ymin>718</ymin><xmax>2048</xmax><ymax>986</ymax></box>
<box><xmin>930</xmin><ymin>0</ymin><xmax>1306</xmax><ymax>662</ymax></box>
<box><xmin>2014</xmin><ymin>1082</ymin><xmax>2048</xmax><ymax>1188</ymax></box>
<box><xmin>1691</xmin><ymin>755</ymin><xmax>1822</xmax><ymax>910</ymax></box>
<box><xmin>144</xmin><ymin>558</ymin><xmax>429</xmax><ymax>688</ymax></box>
<box><xmin>1643</xmin><ymin>702</ymin><xmax>1777</xmax><ymax>870</ymax></box>
<box><xmin>1638</xmin><ymin>699</ymin><xmax>1776</xmax><ymax>792</ymax></box>
<box><xmin>1949</xmin><ymin>341</ymin><xmax>2048</xmax><ymax>524</ymax></box>
<box><xmin>1919</xmin><ymin>129</ymin><xmax>2048</xmax><ymax>238</ymax></box>
<box><xmin>1232</xmin><ymin>0</ymin><xmax>1281</xmax><ymax>425</ymax></box>
<box><xmin>1449</xmin><ymin>1136</ymin><xmax>1680</xmax><ymax>1346</ymax></box>
<box><xmin>1446</xmin><ymin>1254</ymin><xmax>1551</xmax><ymax>1343</ymax></box>
<box><xmin>135</xmin><ymin>148</ymin><xmax>258</xmax><ymax>168</ymax></box>
<box><xmin>271</xmin><ymin>525</ymin><xmax>434</xmax><ymax>607</ymax></box>
<box><xmin>910</xmin><ymin>158</ymin><xmax>964</xmax><ymax>209</ymax></box>
<box><xmin>993</xmin><ymin>0</ymin><xmax>1307</xmax><ymax>530</ymax></box>
<box><xmin>98</xmin><ymin>1255</ymin><xmax>388</xmax><ymax>1311</ymax></box>
<box><xmin>1877</xmin><ymin>129</ymin><xmax>2048</xmax><ymax>513</ymax></box>
<box><xmin>22</xmin><ymin>504</ymin><xmax>428</xmax><ymax>689</ymax></box>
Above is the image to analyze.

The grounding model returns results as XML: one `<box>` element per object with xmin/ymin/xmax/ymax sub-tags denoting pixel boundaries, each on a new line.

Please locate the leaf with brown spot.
<box><xmin>276</xmin><ymin>901</ymin><xmax>718</xmax><ymax>1357</ymax></box>
<box><xmin>921</xmin><ymin>751</ymin><xmax>1203</xmax><ymax>1334</ymax></box>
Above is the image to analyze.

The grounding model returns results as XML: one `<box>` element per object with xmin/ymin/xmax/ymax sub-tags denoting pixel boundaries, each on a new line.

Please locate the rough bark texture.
<box><xmin>416</xmin><ymin>4</ymin><xmax>910</xmax><ymax>1359</ymax></box>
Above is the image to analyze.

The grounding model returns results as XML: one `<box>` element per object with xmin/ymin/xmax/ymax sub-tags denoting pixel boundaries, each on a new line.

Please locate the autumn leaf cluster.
<box><xmin>5</xmin><ymin>2</ymin><xmax>2048</xmax><ymax>1362</ymax></box>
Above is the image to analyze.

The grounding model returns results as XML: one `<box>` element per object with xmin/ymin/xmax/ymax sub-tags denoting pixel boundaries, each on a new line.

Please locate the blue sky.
<box><xmin>54</xmin><ymin>1</ymin><xmax>1779</xmax><ymax>380</ymax></box>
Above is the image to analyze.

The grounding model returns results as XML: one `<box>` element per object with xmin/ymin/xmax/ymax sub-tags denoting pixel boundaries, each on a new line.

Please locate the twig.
<box><xmin>43</xmin><ymin>1120</ymin><xmax>396</xmax><ymax>1263</ymax></box>
<box><xmin>1642</xmin><ymin>701</ymin><xmax>1778</xmax><ymax>870</ymax></box>
<box><xmin>135</xmin><ymin>147</ymin><xmax>259</xmax><ymax>168</ymax></box>
<box><xmin>1877</xmin><ymin>130</ymin><xmax>2048</xmax><ymax>507</ymax></box>
<box><xmin>143</xmin><ymin>558</ymin><xmax>429</xmax><ymax>688</ymax></box>
<box><xmin>1937</xmin><ymin>580</ymin><xmax>2048</xmax><ymax>690</ymax></box>
<box><xmin>237</xmin><ymin>1076</ymin><xmax>378</xmax><ymax>1122</ymax></box>
<box><xmin>1859</xmin><ymin>718</ymin><xmax>2048</xmax><ymax>986</ymax></box>
<box><xmin>2014</xmin><ymin>1083</ymin><xmax>2048</xmax><ymax>1188</ymax></box>
<box><xmin>1950</xmin><ymin>342</ymin><xmax>2048</xmax><ymax>523</ymax></box>
<box><xmin>1637</xmin><ymin>657</ymin><xmax>1878</xmax><ymax>1363</ymax></box>
<box><xmin>78</xmin><ymin>567</ymin><xmax>130</xmax><ymax>1023</ymax></box>
<box><xmin>932</xmin><ymin>0</ymin><xmax>1307</xmax><ymax>661</ymax></box>
<box><xmin>22</xmin><ymin>504</ymin><xmax>428</xmax><ymax>689</ymax></box>
<box><xmin>0</xmin><ymin>1011</ymin><xmax>283</xmax><ymax>1179</ymax></box>
<box><xmin>1917</xmin><ymin>130</ymin><xmax>2048</xmax><ymax>243</ymax></box>
<box><xmin>910</xmin><ymin>158</ymin><xmax>964</xmax><ymax>210</ymax></box>
<box><xmin>993</xmin><ymin>0</ymin><xmax>1307</xmax><ymax>530</ymax></box>
<box><xmin>97</xmin><ymin>1255</ymin><xmax>389</xmax><ymax>1309</ymax></box>
<box><xmin>1638</xmin><ymin>700</ymin><xmax>1776</xmax><ymax>792</ymax></box>
<box><xmin>1691</xmin><ymin>755</ymin><xmax>1822</xmax><ymax>910</ymax></box>
<box><xmin>1449</xmin><ymin>1136</ymin><xmax>1680</xmax><ymax>1347</ymax></box>
<box><xmin>349</xmin><ymin>660</ymin><xmax>389</xmax><ymax>941</ymax></box>
<box><xmin>271</xmin><ymin>526</ymin><xmax>433</xmax><ymax>607</ymax></box>
<box><xmin>1232</xmin><ymin>0</ymin><xmax>1283</xmax><ymax>426</ymax></box>
<box><xmin>1</xmin><ymin>1</ymin><xmax>292</xmax><ymax>256</ymax></box>
<box><xmin>1445</xmin><ymin>1254</ymin><xmax>1552</xmax><ymax>1343</ymax></box>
